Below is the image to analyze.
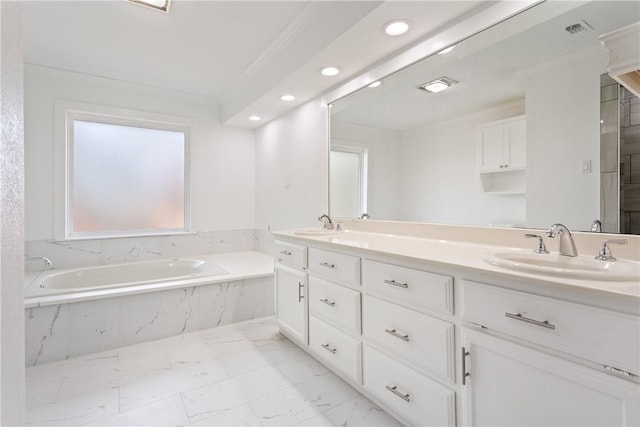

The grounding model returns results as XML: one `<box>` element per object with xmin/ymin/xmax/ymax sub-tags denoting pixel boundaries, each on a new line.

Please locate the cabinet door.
<box><xmin>478</xmin><ymin>124</ymin><xmax>505</xmax><ymax>171</ymax></box>
<box><xmin>275</xmin><ymin>264</ymin><xmax>307</xmax><ymax>344</ymax></box>
<box><xmin>504</xmin><ymin>119</ymin><xmax>526</xmax><ymax>169</ymax></box>
<box><xmin>462</xmin><ymin>328</ymin><xmax>639</xmax><ymax>427</ymax></box>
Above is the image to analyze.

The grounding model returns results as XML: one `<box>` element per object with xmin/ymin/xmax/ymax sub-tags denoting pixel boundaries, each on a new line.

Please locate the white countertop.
<box><xmin>273</xmin><ymin>230</ymin><xmax>640</xmax><ymax>301</ymax></box>
<box><xmin>25</xmin><ymin>251</ymin><xmax>274</xmax><ymax>308</ymax></box>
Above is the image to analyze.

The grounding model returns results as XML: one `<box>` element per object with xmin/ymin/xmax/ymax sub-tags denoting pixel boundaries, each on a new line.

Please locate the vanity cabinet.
<box><xmin>274</xmin><ymin>241</ymin><xmax>308</xmax><ymax>345</ymax></box>
<box><xmin>477</xmin><ymin>115</ymin><xmax>526</xmax><ymax>172</ymax></box>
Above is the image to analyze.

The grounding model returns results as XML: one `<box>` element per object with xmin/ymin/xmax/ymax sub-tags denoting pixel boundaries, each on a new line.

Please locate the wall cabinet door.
<box><xmin>462</xmin><ymin>328</ymin><xmax>639</xmax><ymax>427</ymax></box>
<box><xmin>478</xmin><ymin>117</ymin><xmax>526</xmax><ymax>172</ymax></box>
<box><xmin>275</xmin><ymin>264</ymin><xmax>307</xmax><ymax>345</ymax></box>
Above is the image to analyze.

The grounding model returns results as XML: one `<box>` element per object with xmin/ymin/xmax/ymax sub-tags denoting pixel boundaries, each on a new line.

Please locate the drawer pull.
<box><xmin>505</xmin><ymin>312</ymin><xmax>556</xmax><ymax>330</ymax></box>
<box><xmin>385</xmin><ymin>328</ymin><xmax>410</xmax><ymax>342</ymax></box>
<box><xmin>319</xmin><ymin>262</ymin><xmax>336</xmax><ymax>269</ymax></box>
<box><xmin>279</xmin><ymin>250</ymin><xmax>292</xmax><ymax>256</ymax></box>
<box><xmin>320</xmin><ymin>298</ymin><xmax>336</xmax><ymax>307</ymax></box>
<box><xmin>385</xmin><ymin>385</ymin><xmax>411</xmax><ymax>402</ymax></box>
<box><xmin>384</xmin><ymin>279</ymin><xmax>408</xmax><ymax>288</ymax></box>
<box><xmin>298</xmin><ymin>282</ymin><xmax>304</xmax><ymax>302</ymax></box>
<box><xmin>321</xmin><ymin>343</ymin><xmax>337</xmax><ymax>354</ymax></box>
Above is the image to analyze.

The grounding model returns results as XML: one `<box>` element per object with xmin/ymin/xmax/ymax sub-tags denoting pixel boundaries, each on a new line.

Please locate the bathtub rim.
<box><xmin>24</xmin><ymin>251</ymin><xmax>274</xmax><ymax>308</ymax></box>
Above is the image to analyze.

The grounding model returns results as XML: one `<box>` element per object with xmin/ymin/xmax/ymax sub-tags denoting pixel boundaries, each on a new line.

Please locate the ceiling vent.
<box><xmin>565</xmin><ymin>20</ymin><xmax>593</xmax><ymax>35</ymax></box>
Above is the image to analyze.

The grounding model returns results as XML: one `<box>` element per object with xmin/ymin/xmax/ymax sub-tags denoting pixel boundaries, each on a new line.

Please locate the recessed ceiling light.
<box><xmin>384</xmin><ymin>20</ymin><xmax>410</xmax><ymax>36</ymax></box>
<box><xmin>280</xmin><ymin>95</ymin><xmax>296</xmax><ymax>102</ymax></box>
<box><xmin>321</xmin><ymin>67</ymin><xmax>340</xmax><ymax>77</ymax></box>
<box><xmin>438</xmin><ymin>46</ymin><xmax>456</xmax><ymax>55</ymax></box>
<box><xmin>368</xmin><ymin>81</ymin><xmax>382</xmax><ymax>88</ymax></box>
<box><xmin>128</xmin><ymin>0</ymin><xmax>170</xmax><ymax>12</ymax></box>
<box><xmin>418</xmin><ymin>77</ymin><xmax>458</xmax><ymax>93</ymax></box>
<box><xmin>248</xmin><ymin>116</ymin><xmax>261</xmax><ymax>121</ymax></box>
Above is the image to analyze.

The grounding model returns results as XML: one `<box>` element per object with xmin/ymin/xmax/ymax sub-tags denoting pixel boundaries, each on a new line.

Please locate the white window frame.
<box><xmin>55</xmin><ymin>100</ymin><xmax>193</xmax><ymax>240</ymax></box>
<box><xmin>329</xmin><ymin>142</ymin><xmax>368</xmax><ymax>218</ymax></box>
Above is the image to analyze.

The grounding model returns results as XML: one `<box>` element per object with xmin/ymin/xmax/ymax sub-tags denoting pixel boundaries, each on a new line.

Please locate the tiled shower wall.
<box><xmin>25</xmin><ymin>228</ymin><xmax>276</xmax><ymax>270</ymax></box>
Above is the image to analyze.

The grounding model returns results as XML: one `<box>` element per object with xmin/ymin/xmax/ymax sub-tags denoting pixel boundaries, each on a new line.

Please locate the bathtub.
<box><xmin>25</xmin><ymin>251</ymin><xmax>275</xmax><ymax>365</ymax></box>
<box><xmin>31</xmin><ymin>257</ymin><xmax>227</xmax><ymax>296</ymax></box>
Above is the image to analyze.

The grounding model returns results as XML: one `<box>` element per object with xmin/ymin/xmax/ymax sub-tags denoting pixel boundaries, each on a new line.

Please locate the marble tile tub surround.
<box><xmin>25</xmin><ymin>228</ymin><xmax>262</xmax><ymax>271</ymax></box>
<box><xmin>25</xmin><ymin>317</ymin><xmax>400</xmax><ymax>427</ymax></box>
<box><xmin>340</xmin><ymin>219</ymin><xmax>640</xmax><ymax>261</ymax></box>
<box><xmin>26</xmin><ymin>275</ymin><xmax>274</xmax><ymax>366</ymax></box>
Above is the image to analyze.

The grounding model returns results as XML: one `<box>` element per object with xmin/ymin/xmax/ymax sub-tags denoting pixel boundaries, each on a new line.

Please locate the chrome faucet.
<box><xmin>546</xmin><ymin>224</ymin><xmax>578</xmax><ymax>257</ymax></box>
<box><xmin>318</xmin><ymin>214</ymin><xmax>334</xmax><ymax>230</ymax></box>
<box><xmin>25</xmin><ymin>256</ymin><xmax>54</xmax><ymax>270</ymax></box>
<box><xmin>591</xmin><ymin>219</ymin><xmax>602</xmax><ymax>232</ymax></box>
<box><xmin>359</xmin><ymin>213</ymin><xmax>370</xmax><ymax>220</ymax></box>
<box><xmin>595</xmin><ymin>239</ymin><xmax>627</xmax><ymax>261</ymax></box>
<box><xmin>525</xmin><ymin>234</ymin><xmax>549</xmax><ymax>254</ymax></box>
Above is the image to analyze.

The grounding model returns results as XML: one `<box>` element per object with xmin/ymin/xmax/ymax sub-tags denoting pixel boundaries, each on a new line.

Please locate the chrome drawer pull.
<box><xmin>279</xmin><ymin>250</ymin><xmax>292</xmax><ymax>256</ymax></box>
<box><xmin>298</xmin><ymin>282</ymin><xmax>304</xmax><ymax>302</ymax></box>
<box><xmin>320</xmin><ymin>298</ymin><xmax>336</xmax><ymax>307</ymax></box>
<box><xmin>384</xmin><ymin>279</ymin><xmax>408</xmax><ymax>288</ymax></box>
<box><xmin>385</xmin><ymin>385</ymin><xmax>411</xmax><ymax>402</ymax></box>
<box><xmin>319</xmin><ymin>262</ymin><xmax>335</xmax><ymax>269</ymax></box>
<box><xmin>385</xmin><ymin>328</ymin><xmax>410</xmax><ymax>342</ymax></box>
<box><xmin>321</xmin><ymin>343</ymin><xmax>337</xmax><ymax>354</ymax></box>
<box><xmin>505</xmin><ymin>312</ymin><xmax>555</xmax><ymax>330</ymax></box>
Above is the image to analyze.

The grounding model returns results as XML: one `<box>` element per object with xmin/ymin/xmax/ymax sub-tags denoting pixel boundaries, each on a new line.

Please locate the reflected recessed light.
<box><xmin>280</xmin><ymin>95</ymin><xmax>295</xmax><ymax>102</ymax></box>
<box><xmin>321</xmin><ymin>67</ymin><xmax>340</xmax><ymax>77</ymax></box>
<box><xmin>384</xmin><ymin>20</ymin><xmax>410</xmax><ymax>36</ymax></box>
<box><xmin>438</xmin><ymin>45</ymin><xmax>456</xmax><ymax>55</ymax></box>
<box><xmin>418</xmin><ymin>77</ymin><xmax>458</xmax><ymax>93</ymax></box>
<box><xmin>128</xmin><ymin>0</ymin><xmax>170</xmax><ymax>12</ymax></box>
<box><xmin>368</xmin><ymin>81</ymin><xmax>382</xmax><ymax>88</ymax></box>
<box><xmin>248</xmin><ymin>116</ymin><xmax>261</xmax><ymax>121</ymax></box>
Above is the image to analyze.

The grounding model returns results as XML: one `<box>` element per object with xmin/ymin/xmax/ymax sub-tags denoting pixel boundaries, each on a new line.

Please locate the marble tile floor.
<box><xmin>26</xmin><ymin>316</ymin><xmax>403</xmax><ymax>427</ymax></box>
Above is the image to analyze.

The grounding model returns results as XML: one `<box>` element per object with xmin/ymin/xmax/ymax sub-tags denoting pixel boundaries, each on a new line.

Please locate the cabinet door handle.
<box><xmin>279</xmin><ymin>250</ymin><xmax>292</xmax><ymax>256</ymax></box>
<box><xmin>505</xmin><ymin>312</ymin><xmax>555</xmax><ymax>330</ymax></box>
<box><xmin>319</xmin><ymin>262</ymin><xmax>335</xmax><ymax>269</ymax></box>
<box><xmin>385</xmin><ymin>328</ymin><xmax>409</xmax><ymax>342</ymax></box>
<box><xmin>321</xmin><ymin>343</ymin><xmax>337</xmax><ymax>354</ymax></box>
<box><xmin>320</xmin><ymin>298</ymin><xmax>335</xmax><ymax>307</ymax></box>
<box><xmin>385</xmin><ymin>385</ymin><xmax>411</xmax><ymax>402</ymax></box>
<box><xmin>384</xmin><ymin>279</ymin><xmax>408</xmax><ymax>289</ymax></box>
<box><xmin>462</xmin><ymin>346</ymin><xmax>470</xmax><ymax>386</ymax></box>
<box><xmin>298</xmin><ymin>282</ymin><xmax>304</xmax><ymax>302</ymax></box>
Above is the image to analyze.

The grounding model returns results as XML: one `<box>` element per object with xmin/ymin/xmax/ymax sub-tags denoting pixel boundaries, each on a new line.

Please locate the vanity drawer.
<box><xmin>363</xmin><ymin>259</ymin><xmax>453</xmax><ymax>315</ymax></box>
<box><xmin>462</xmin><ymin>280</ymin><xmax>640</xmax><ymax>375</ymax></box>
<box><xmin>309</xmin><ymin>248</ymin><xmax>361</xmax><ymax>288</ymax></box>
<box><xmin>309</xmin><ymin>276</ymin><xmax>361</xmax><ymax>336</ymax></box>
<box><xmin>309</xmin><ymin>316</ymin><xmax>362</xmax><ymax>384</ymax></box>
<box><xmin>364</xmin><ymin>346</ymin><xmax>455</xmax><ymax>427</ymax></box>
<box><xmin>364</xmin><ymin>295</ymin><xmax>455</xmax><ymax>382</ymax></box>
<box><xmin>274</xmin><ymin>240</ymin><xmax>307</xmax><ymax>269</ymax></box>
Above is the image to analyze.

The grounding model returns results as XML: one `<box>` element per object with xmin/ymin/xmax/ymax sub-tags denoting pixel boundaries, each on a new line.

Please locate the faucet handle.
<box><xmin>595</xmin><ymin>239</ymin><xmax>628</xmax><ymax>262</ymax></box>
<box><xmin>525</xmin><ymin>234</ymin><xmax>549</xmax><ymax>254</ymax></box>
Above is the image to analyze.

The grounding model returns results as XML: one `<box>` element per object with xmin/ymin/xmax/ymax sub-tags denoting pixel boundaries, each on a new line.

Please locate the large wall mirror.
<box><xmin>329</xmin><ymin>0</ymin><xmax>640</xmax><ymax>234</ymax></box>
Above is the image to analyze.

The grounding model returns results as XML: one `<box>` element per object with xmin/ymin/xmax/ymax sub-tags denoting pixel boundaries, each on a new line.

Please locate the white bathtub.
<box><xmin>28</xmin><ymin>257</ymin><xmax>228</xmax><ymax>297</ymax></box>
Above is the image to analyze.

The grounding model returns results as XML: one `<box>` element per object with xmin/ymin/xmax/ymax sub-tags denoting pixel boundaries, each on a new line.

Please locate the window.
<box><xmin>57</xmin><ymin>103</ymin><xmax>191</xmax><ymax>240</ymax></box>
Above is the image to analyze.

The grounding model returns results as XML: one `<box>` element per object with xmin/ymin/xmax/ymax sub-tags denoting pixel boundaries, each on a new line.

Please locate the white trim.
<box><xmin>54</xmin><ymin>100</ymin><xmax>194</xmax><ymax>241</ymax></box>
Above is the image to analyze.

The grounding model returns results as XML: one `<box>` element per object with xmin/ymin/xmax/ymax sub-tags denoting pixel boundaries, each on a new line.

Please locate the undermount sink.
<box><xmin>483</xmin><ymin>251</ymin><xmax>640</xmax><ymax>282</ymax></box>
<box><xmin>292</xmin><ymin>227</ymin><xmax>344</xmax><ymax>236</ymax></box>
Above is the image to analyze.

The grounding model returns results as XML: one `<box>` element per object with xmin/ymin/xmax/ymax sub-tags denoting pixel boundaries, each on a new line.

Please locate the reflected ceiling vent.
<box><xmin>565</xmin><ymin>20</ymin><xmax>593</xmax><ymax>35</ymax></box>
<box><xmin>418</xmin><ymin>77</ymin><xmax>458</xmax><ymax>93</ymax></box>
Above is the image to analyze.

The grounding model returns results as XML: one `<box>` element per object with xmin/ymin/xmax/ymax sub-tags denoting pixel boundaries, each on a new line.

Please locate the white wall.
<box><xmin>255</xmin><ymin>98</ymin><xmax>328</xmax><ymax>232</ymax></box>
<box><xmin>25</xmin><ymin>65</ymin><xmax>256</xmax><ymax>241</ymax></box>
<box><xmin>331</xmin><ymin>121</ymin><xmax>401</xmax><ymax>220</ymax></box>
<box><xmin>525</xmin><ymin>49</ymin><xmax>605</xmax><ymax>230</ymax></box>
<box><xmin>400</xmin><ymin>103</ymin><xmax>526</xmax><ymax>226</ymax></box>
<box><xmin>0</xmin><ymin>2</ymin><xmax>26</xmax><ymax>424</ymax></box>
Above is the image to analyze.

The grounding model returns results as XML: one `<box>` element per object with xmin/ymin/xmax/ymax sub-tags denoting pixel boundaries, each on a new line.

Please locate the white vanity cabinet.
<box><xmin>477</xmin><ymin>115</ymin><xmax>526</xmax><ymax>172</ymax></box>
<box><xmin>274</xmin><ymin>240</ymin><xmax>308</xmax><ymax>345</ymax></box>
<box><xmin>461</xmin><ymin>280</ymin><xmax>640</xmax><ymax>426</ymax></box>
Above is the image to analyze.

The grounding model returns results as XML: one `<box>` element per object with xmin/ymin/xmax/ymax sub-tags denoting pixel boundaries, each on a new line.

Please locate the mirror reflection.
<box><xmin>329</xmin><ymin>0</ymin><xmax>640</xmax><ymax>234</ymax></box>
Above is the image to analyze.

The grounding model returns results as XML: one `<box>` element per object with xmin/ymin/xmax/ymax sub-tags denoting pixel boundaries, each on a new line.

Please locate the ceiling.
<box><xmin>21</xmin><ymin>0</ymin><xmax>488</xmax><ymax>129</ymax></box>
<box><xmin>330</xmin><ymin>0</ymin><xmax>640</xmax><ymax>132</ymax></box>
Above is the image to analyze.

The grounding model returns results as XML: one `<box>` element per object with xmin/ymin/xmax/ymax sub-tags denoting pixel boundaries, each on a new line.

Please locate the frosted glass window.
<box><xmin>69</xmin><ymin>119</ymin><xmax>189</xmax><ymax>237</ymax></box>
